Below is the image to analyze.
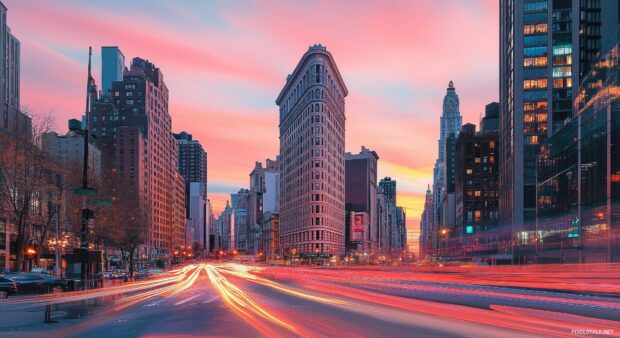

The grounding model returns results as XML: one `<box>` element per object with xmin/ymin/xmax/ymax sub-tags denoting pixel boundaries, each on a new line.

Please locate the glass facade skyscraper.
<box><xmin>499</xmin><ymin>0</ymin><xmax>619</xmax><ymax>236</ymax></box>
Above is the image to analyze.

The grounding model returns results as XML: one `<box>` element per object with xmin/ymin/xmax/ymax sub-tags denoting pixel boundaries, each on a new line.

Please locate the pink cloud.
<box><xmin>6</xmin><ymin>0</ymin><xmax>499</xmax><ymax>236</ymax></box>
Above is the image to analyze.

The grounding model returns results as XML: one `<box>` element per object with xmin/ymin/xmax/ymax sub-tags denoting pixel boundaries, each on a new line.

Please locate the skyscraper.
<box><xmin>173</xmin><ymin>131</ymin><xmax>208</xmax><ymax>250</ymax></box>
<box><xmin>379</xmin><ymin>177</ymin><xmax>397</xmax><ymax>205</ymax></box>
<box><xmin>173</xmin><ymin>131</ymin><xmax>208</xmax><ymax>192</ymax></box>
<box><xmin>419</xmin><ymin>185</ymin><xmax>433</xmax><ymax>258</ymax></box>
<box><xmin>101</xmin><ymin>46</ymin><xmax>125</xmax><ymax>96</ymax></box>
<box><xmin>91</xmin><ymin>51</ymin><xmax>185</xmax><ymax>260</ymax></box>
<box><xmin>277</xmin><ymin>44</ymin><xmax>347</xmax><ymax>256</ymax></box>
<box><xmin>432</xmin><ymin>81</ymin><xmax>462</xmax><ymax>252</ymax></box>
<box><xmin>499</xmin><ymin>0</ymin><xmax>619</xmax><ymax>228</ymax></box>
<box><xmin>0</xmin><ymin>2</ymin><xmax>28</xmax><ymax>135</ymax></box>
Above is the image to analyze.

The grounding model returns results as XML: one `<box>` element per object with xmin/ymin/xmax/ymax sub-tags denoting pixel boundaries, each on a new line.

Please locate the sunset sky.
<box><xmin>7</xmin><ymin>1</ymin><xmax>499</xmax><ymax>250</ymax></box>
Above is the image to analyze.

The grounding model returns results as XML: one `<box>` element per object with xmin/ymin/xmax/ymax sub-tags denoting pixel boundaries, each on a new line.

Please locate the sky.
<box><xmin>7</xmin><ymin>0</ymin><xmax>499</xmax><ymax>253</ymax></box>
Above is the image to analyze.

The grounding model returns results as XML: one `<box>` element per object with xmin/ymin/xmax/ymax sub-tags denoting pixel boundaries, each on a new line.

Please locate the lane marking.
<box><xmin>144</xmin><ymin>299</ymin><xmax>166</xmax><ymax>307</ymax></box>
<box><xmin>174</xmin><ymin>293</ymin><xmax>204</xmax><ymax>306</ymax></box>
<box><xmin>202</xmin><ymin>295</ymin><xmax>220</xmax><ymax>304</ymax></box>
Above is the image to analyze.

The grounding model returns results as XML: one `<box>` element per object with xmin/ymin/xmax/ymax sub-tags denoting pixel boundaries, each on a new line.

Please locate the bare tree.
<box><xmin>95</xmin><ymin>179</ymin><xmax>148</xmax><ymax>279</ymax></box>
<box><xmin>0</xmin><ymin>112</ymin><xmax>55</xmax><ymax>271</ymax></box>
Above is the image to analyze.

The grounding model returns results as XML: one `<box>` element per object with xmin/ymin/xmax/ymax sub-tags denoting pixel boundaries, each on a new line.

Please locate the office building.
<box><xmin>277</xmin><ymin>44</ymin><xmax>348</xmax><ymax>256</ymax></box>
<box><xmin>454</xmin><ymin>124</ymin><xmax>500</xmax><ymax>258</ymax></box>
<box><xmin>173</xmin><ymin>131</ymin><xmax>208</xmax><ymax>250</ymax></box>
<box><xmin>537</xmin><ymin>38</ymin><xmax>620</xmax><ymax>263</ymax></box>
<box><xmin>499</xmin><ymin>0</ymin><xmax>619</xmax><ymax>230</ymax></box>
<box><xmin>345</xmin><ymin>146</ymin><xmax>379</xmax><ymax>252</ymax></box>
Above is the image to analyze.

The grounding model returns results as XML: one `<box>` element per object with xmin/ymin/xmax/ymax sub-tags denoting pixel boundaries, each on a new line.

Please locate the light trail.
<box><xmin>0</xmin><ymin>264</ymin><xmax>202</xmax><ymax>308</ymax></box>
<box><xmin>112</xmin><ymin>264</ymin><xmax>204</xmax><ymax>311</ymax></box>
<box><xmin>214</xmin><ymin>263</ymin><xmax>620</xmax><ymax>337</ymax></box>
<box><xmin>204</xmin><ymin>264</ymin><xmax>299</xmax><ymax>337</ymax></box>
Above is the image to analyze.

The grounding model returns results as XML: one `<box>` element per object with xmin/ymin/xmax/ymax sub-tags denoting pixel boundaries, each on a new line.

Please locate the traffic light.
<box><xmin>81</xmin><ymin>208</ymin><xmax>94</xmax><ymax>248</ymax></box>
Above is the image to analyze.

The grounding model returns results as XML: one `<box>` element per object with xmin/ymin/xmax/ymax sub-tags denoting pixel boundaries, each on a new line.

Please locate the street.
<box><xmin>1</xmin><ymin>263</ymin><xmax>619</xmax><ymax>337</ymax></box>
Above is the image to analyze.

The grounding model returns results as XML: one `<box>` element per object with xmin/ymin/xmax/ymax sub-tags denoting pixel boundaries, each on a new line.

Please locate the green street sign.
<box><xmin>73</xmin><ymin>188</ymin><xmax>97</xmax><ymax>196</ymax></box>
<box><xmin>89</xmin><ymin>200</ymin><xmax>112</xmax><ymax>207</ymax></box>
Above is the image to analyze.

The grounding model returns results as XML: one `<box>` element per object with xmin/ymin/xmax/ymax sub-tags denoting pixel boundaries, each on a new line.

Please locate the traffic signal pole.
<box><xmin>80</xmin><ymin>47</ymin><xmax>92</xmax><ymax>290</ymax></box>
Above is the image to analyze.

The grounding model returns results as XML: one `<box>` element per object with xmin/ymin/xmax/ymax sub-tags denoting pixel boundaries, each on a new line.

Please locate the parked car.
<box><xmin>0</xmin><ymin>277</ymin><xmax>18</xmax><ymax>299</ymax></box>
<box><xmin>5</xmin><ymin>273</ymin><xmax>67</xmax><ymax>294</ymax></box>
<box><xmin>30</xmin><ymin>267</ymin><xmax>47</xmax><ymax>274</ymax></box>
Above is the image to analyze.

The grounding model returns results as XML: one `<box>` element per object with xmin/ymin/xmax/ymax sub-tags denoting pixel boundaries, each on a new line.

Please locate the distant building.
<box><xmin>345</xmin><ymin>146</ymin><xmax>379</xmax><ymax>252</ymax></box>
<box><xmin>174</xmin><ymin>131</ymin><xmax>208</xmax><ymax>250</ymax></box>
<box><xmin>261</xmin><ymin>212</ymin><xmax>280</xmax><ymax>260</ymax></box>
<box><xmin>378</xmin><ymin>177</ymin><xmax>397</xmax><ymax>206</ymax></box>
<box><xmin>481</xmin><ymin>102</ymin><xmax>499</xmax><ymax>132</ymax></box>
<box><xmin>376</xmin><ymin>184</ymin><xmax>396</xmax><ymax>255</ymax></box>
<box><xmin>395</xmin><ymin>207</ymin><xmax>407</xmax><ymax>253</ymax></box>
<box><xmin>101</xmin><ymin>46</ymin><xmax>125</xmax><ymax>97</ymax></box>
<box><xmin>173</xmin><ymin>131</ymin><xmax>208</xmax><ymax>192</ymax></box>
<box><xmin>432</xmin><ymin>81</ymin><xmax>462</xmax><ymax>254</ymax></box>
<box><xmin>247</xmin><ymin>158</ymin><xmax>279</xmax><ymax>255</ymax></box>
<box><xmin>231</xmin><ymin>189</ymin><xmax>249</xmax><ymax>252</ymax></box>
<box><xmin>419</xmin><ymin>185</ymin><xmax>433</xmax><ymax>258</ymax></box>
<box><xmin>186</xmin><ymin>182</ymin><xmax>207</xmax><ymax>249</ymax></box>
<box><xmin>277</xmin><ymin>44</ymin><xmax>348</xmax><ymax>256</ymax></box>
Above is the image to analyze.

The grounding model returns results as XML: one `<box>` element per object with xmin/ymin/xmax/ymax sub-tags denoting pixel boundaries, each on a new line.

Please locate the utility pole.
<box><xmin>80</xmin><ymin>47</ymin><xmax>94</xmax><ymax>290</ymax></box>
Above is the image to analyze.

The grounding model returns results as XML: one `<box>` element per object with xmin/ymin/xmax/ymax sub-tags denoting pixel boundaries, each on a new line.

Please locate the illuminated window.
<box><xmin>524</xmin><ymin>101</ymin><xmax>547</xmax><ymax>111</ymax></box>
<box><xmin>524</xmin><ymin>114</ymin><xmax>536</xmax><ymax>123</ymax></box>
<box><xmin>537</xmin><ymin>113</ymin><xmax>547</xmax><ymax>122</ymax></box>
<box><xmin>475</xmin><ymin>157</ymin><xmax>481</xmax><ymax>163</ymax></box>
<box><xmin>552</xmin><ymin>66</ymin><xmax>572</xmax><ymax>78</ymax></box>
<box><xmin>525</xmin><ymin>135</ymin><xmax>539</xmax><ymax>145</ymax></box>
<box><xmin>474</xmin><ymin>210</ymin><xmax>481</xmax><ymax>221</ymax></box>
<box><xmin>466</xmin><ymin>168</ymin><xmax>473</xmax><ymax>175</ymax></box>
<box><xmin>524</xmin><ymin>56</ymin><xmax>548</xmax><ymax>67</ymax></box>
<box><xmin>553</xmin><ymin>78</ymin><xmax>572</xmax><ymax>88</ymax></box>
<box><xmin>553</xmin><ymin>44</ymin><xmax>572</xmax><ymax>56</ymax></box>
<box><xmin>474</xmin><ymin>191</ymin><xmax>481</xmax><ymax>197</ymax></box>
<box><xmin>489</xmin><ymin>141</ymin><xmax>495</xmax><ymax>149</ymax></box>
<box><xmin>524</xmin><ymin>79</ymin><xmax>547</xmax><ymax>89</ymax></box>
<box><xmin>466</xmin><ymin>226</ymin><xmax>474</xmax><ymax>234</ymax></box>
<box><xmin>524</xmin><ymin>23</ymin><xmax>548</xmax><ymax>35</ymax></box>
<box><xmin>553</xmin><ymin>55</ymin><xmax>572</xmax><ymax>66</ymax></box>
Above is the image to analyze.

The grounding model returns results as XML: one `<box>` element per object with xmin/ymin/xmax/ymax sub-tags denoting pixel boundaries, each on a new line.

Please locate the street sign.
<box><xmin>73</xmin><ymin>188</ymin><xmax>97</xmax><ymax>196</ymax></box>
<box><xmin>88</xmin><ymin>200</ymin><xmax>112</xmax><ymax>207</ymax></box>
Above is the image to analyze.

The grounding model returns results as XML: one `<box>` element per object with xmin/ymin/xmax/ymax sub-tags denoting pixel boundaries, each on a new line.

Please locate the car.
<box><xmin>5</xmin><ymin>273</ymin><xmax>67</xmax><ymax>294</ymax></box>
<box><xmin>0</xmin><ymin>277</ymin><xmax>18</xmax><ymax>299</ymax></box>
<box><xmin>30</xmin><ymin>267</ymin><xmax>47</xmax><ymax>274</ymax></box>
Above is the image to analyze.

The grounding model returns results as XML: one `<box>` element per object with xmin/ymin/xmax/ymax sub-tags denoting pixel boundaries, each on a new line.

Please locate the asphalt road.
<box><xmin>0</xmin><ymin>263</ymin><xmax>618</xmax><ymax>337</ymax></box>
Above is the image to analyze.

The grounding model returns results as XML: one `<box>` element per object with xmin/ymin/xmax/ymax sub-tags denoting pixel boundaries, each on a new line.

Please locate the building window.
<box><xmin>524</xmin><ymin>23</ymin><xmax>547</xmax><ymax>35</ymax></box>
<box><xmin>552</xmin><ymin>66</ymin><xmax>572</xmax><ymax>78</ymax></box>
<box><xmin>523</xmin><ymin>1</ymin><xmax>547</xmax><ymax>12</ymax></box>
<box><xmin>524</xmin><ymin>56</ymin><xmax>548</xmax><ymax>67</ymax></box>
<box><xmin>523</xmin><ymin>79</ymin><xmax>547</xmax><ymax>89</ymax></box>
<box><xmin>524</xmin><ymin>46</ymin><xmax>547</xmax><ymax>57</ymax></box>
<box><xmin>552</xmin><ymin>44</ymin><xmax>572</xmax><ymax>56</ymax></box>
